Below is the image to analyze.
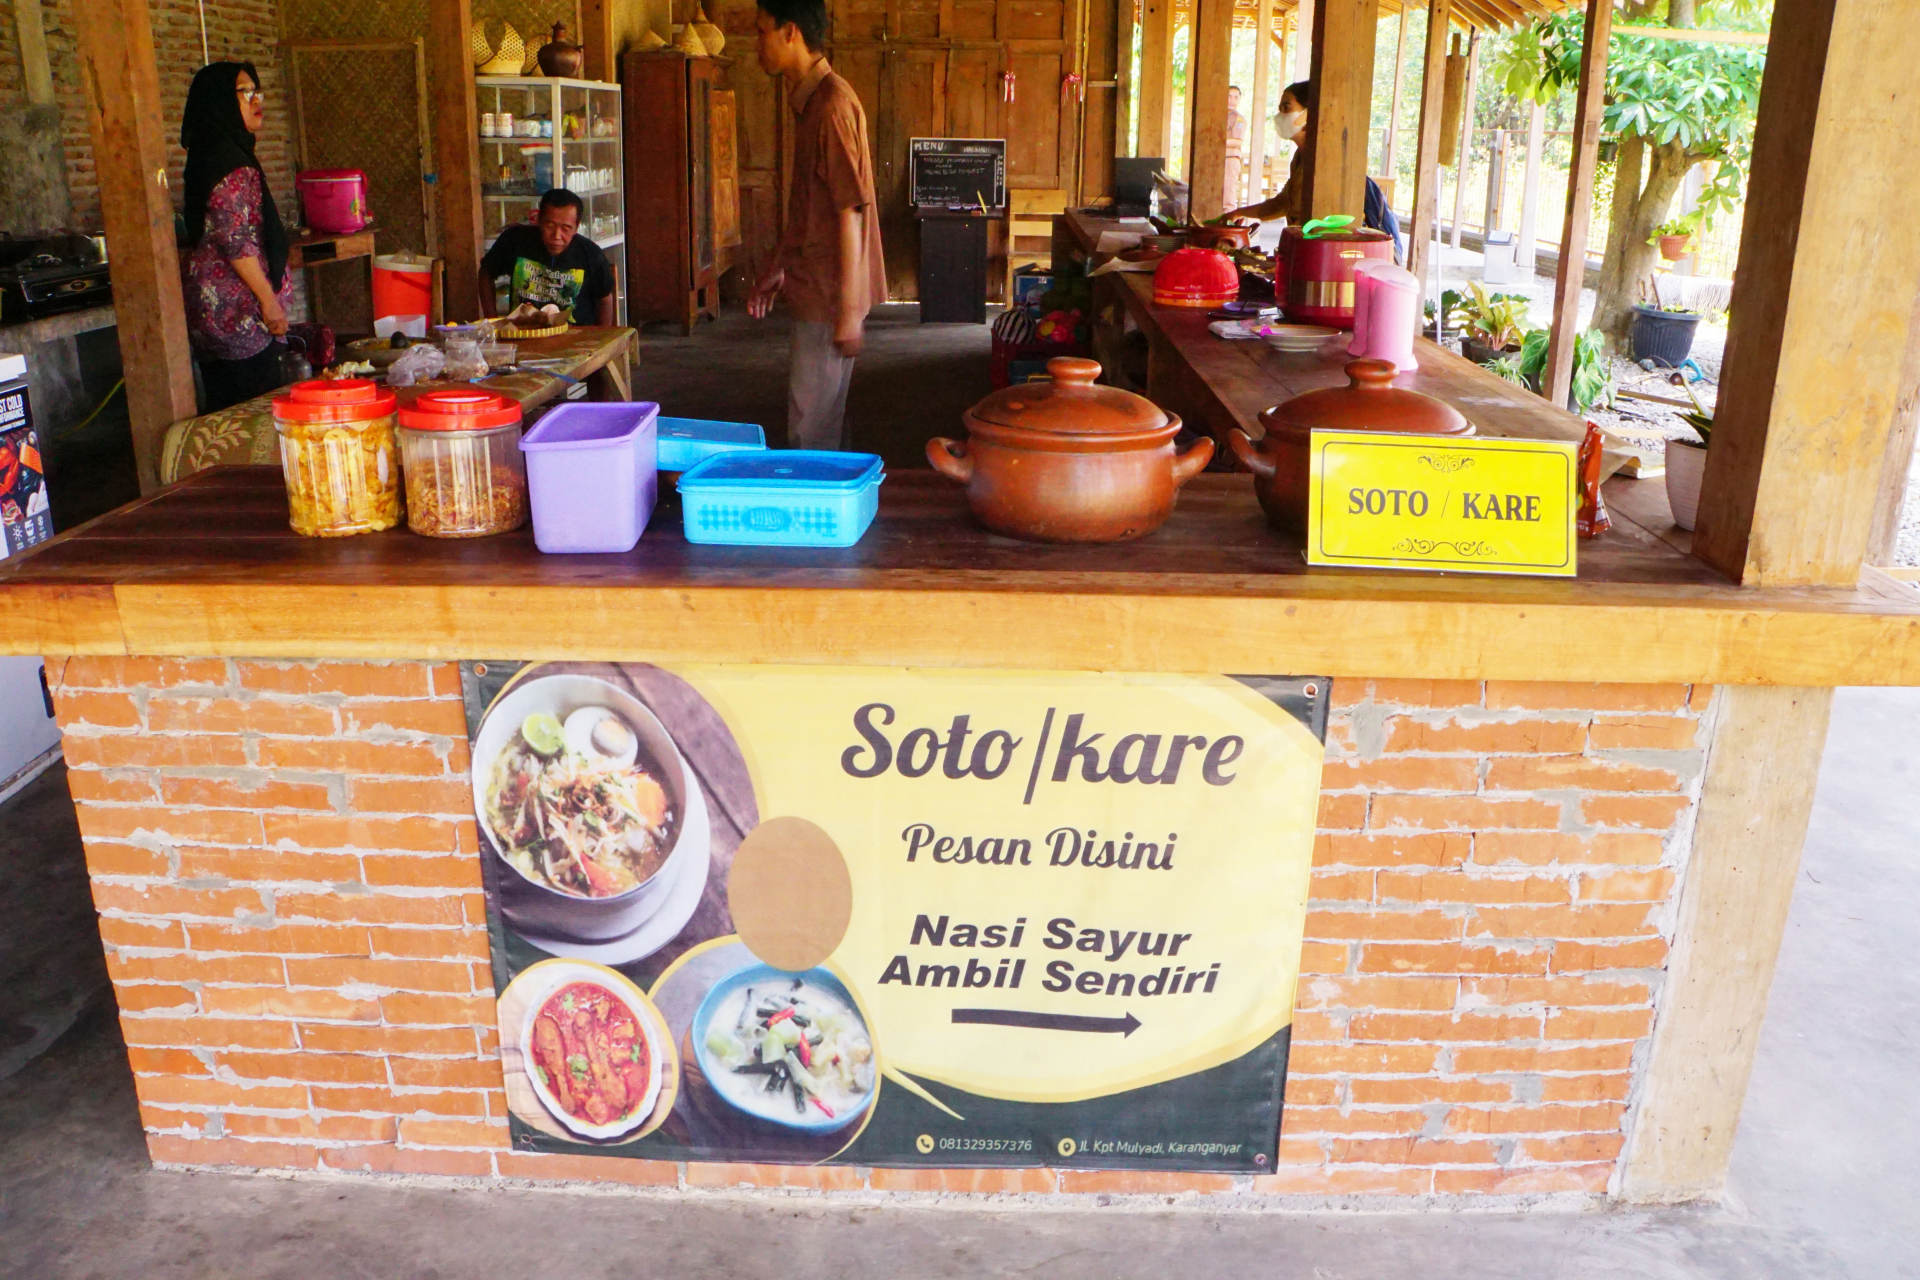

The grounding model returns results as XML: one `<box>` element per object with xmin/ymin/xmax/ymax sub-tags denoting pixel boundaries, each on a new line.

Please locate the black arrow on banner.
<box><xmin>952</xmin><ymin>1008</ymin><xmax>1142</xmax><ymax>1036</ymax></box>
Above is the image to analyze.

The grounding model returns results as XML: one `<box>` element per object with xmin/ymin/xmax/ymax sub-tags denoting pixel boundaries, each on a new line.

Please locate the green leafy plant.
<box><xmin>1493</xmin><ymin>5</ymin><xmax>1767</xmax><ymax>343</ymax></box>
<box><xmin>1460</xmin><ymin>282</ymin><xmax>1533</xmax><ymax>351</ymax></box>
<box><xmin>1651</xmin><ymin>211</ymin><xmax>1703</xmax><ymax>242</ymax></box>
<box><xmin>1677</xmin><ymin>383</ymin><xmax>1713</xmax><ymax>445</ymax></box>
<box><xmin>1493</xmin><ymin>326</ymin><xmax>1616</xmax><ymax>414</ymax></box>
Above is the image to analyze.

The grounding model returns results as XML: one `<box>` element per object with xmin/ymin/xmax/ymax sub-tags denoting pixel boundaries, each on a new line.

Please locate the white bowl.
<box><xmin>517</xmin><ymin>961</ymin><xmax>663</xmax><ymax>1140</ymax></box>
<box><xmin>472</xmin><ymin>673</ymin><xmax>706</xmax><ymax>943</ymax></box>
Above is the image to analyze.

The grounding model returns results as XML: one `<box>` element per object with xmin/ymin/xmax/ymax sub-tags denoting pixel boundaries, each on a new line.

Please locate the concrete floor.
<box><xmin>1</xmin><ymin>687</ymin><xmax>1915</xmax><ymax>1278</ymax></box>
<box><xmin>630</xmin><ymin>303</ymin><xmax>995</xmax><ymax>470</ymax></box>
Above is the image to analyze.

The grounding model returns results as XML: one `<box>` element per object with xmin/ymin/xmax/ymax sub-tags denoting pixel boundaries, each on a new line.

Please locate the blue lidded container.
<box><xmin>656</xmin><ymin>418</ymin><xmax>767</xmax><ymax>472</ymax></box>
<box><xmin>676</xmin><ymin>449</ymin><xmax>884</xmax><ymax>548</ymax></box>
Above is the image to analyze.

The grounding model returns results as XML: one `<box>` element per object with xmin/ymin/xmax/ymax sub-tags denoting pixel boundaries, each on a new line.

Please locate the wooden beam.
<box><xmin>1447</xmin><ymin>29</ymin><xmax>1477</xmax><ymax>249</ymax></box>
<box><xmin>69</xmin><ymin>0</ymin><xmax>197</xmax><ymax>493</ymax></box>
<box><xmin>1116</xmin><ymin>0</ymin><xmax>1137</xmax><ymax>156</ymax></box>
<box><xmin>1406</xmin><ymin>0</ymin><xmax>1452</xmax><ymax>296</ymax></box>
<box><xmin>1180</xmin><ymin>4</ymin><xmax>1198</xmax><ymax>183</ymax></box>
<box><xmin>1247</xmin><ymin>0</ymin><xmax>1275</xmax><ymax>201</ymax></box>
<box><xmin>580</xmin><ymin>0</ymin><xmax>617</xmax><ymax>82</ymax></box>
<box><xmin>1542</xmin><ymin>0</ymin><xmax>1607</xmax><ymax>408</ymax></box>
<box><xmin>1384</xmin><ymin>1</ymin><xmax>1410</xmax><ymax>172</ymax></box>
<box><xmin>1692</xmin><ymin>0</ymin><xmax>1920</xmax><ymax>587</ymax></box>
<box><xmin>12</xmin><ymin>0</ymin><xmax>55</xmax><ymax>105</ymax></box>
<box><xmin>428</xmin><ymin>0</ymin><xmax>484</xmax><ymax>321</ymax></box>
<box><xmin>1621</xmin><ymin>685</ymin><xmax>1834</xmax><ymax>1203</ymax></box>
<box><xmin>1188</xmin><ymin>0</ymin><xmax>1235</xmax><ymax>220</ymax></box>
<box><xmin>1138</xmin><ymin>0</ymin><xmax>1176</xmax><ymax>158</ymax></box>
<box><xmin>1293</xmin><ymin>0</ymin><xmax>1314</xmax><ymax>81</ymax></box>
<box><xmin>1303</xmin><ymin>0</ymin><xmax>1379</xmax><ymax>219</ymax></box>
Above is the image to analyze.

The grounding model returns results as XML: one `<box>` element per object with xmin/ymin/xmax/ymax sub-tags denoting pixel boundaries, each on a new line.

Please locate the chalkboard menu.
<box><xmin>911</xmin><ymin>138</ymin><xmax>1007</xmax><ymax>212</ymax></box>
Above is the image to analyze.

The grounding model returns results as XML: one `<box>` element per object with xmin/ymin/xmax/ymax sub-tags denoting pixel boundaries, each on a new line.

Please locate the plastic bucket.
<box><xmin>1629</xmin><ymin>304</ymin><xmax>1702</xmax><ymax>368</ymax></box>
<box><xmin>373</xmin><ymin>255</ymin><xmax>434</xmax><ymax>329</ymax></box>
<box><xmin>519</xmin><ymin>402</ymin><xmax>660</xmax><ymax>553</ymax></box>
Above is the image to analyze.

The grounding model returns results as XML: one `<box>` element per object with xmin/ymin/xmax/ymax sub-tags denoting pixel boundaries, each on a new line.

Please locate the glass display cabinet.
<box><xmin>475</xmin><ymin>76</ymin><xmax>625</xmax><ymax>321</ymax></box>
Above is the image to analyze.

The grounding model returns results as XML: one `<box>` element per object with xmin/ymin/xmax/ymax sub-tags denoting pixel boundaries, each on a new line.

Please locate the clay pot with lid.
<box><xmin>1228</xmin><ymin>358</ymin><xmax>1473</xmax><ymax>536</ymax></box>
<box><xmin>928</xmin><ymin>356</ymin><xmax>1215</xmax><ymax>543</ymax></box>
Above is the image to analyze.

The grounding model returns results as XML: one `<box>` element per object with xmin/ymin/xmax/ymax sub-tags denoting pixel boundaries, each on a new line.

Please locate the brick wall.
<box><xmin>0</xmin><ymin>0</ymin><xmax>294</xmax><ymax>234</ymax></box>
<box><xmin>47</xmin><ymin>659</ymin><xmax>1714</xmax><ymax>1200</ymax></box>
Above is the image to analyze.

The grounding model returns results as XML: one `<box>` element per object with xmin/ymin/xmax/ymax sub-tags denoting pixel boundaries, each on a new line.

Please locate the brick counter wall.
<box><xmin>47</xmin><ymin>659</ymin><xmax>1714</xmax><ymax>1200</ymax></box>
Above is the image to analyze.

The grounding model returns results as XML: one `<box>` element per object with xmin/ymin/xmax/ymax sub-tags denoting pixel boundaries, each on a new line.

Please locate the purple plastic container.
<box><xmin>518</xmin><ymin>401</ymin><xmax>659</xmax><ymax>553</ymax></box>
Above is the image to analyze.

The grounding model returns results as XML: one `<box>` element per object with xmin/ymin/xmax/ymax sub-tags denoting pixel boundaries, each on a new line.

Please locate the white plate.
<box><xmin>507</xmin><ymin>776</ymin><xmax>711</xmax><ymax>966</ymax></box>
<box><xmin>515</xmin><ymin>961</ymin><xmax>665</xmax><ymax>1141</ymax></box>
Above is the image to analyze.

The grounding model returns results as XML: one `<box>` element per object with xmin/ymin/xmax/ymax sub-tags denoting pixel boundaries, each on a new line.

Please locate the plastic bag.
<box><xmin>386</xmin><ymin>343</ymin><xmax>445</xmax><ymax>387</ymax></box>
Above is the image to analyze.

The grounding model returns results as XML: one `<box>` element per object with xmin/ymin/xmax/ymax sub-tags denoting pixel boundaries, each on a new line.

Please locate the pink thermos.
<box><xmin>1353</xmin><ymin>264</ymin><xmax>1421</xmax><ymax>372</ymax></box>
<box><xmin>1348</xmin><ymin>260</ymin><xmax>1394</xmax><ymax>356</ymax></box>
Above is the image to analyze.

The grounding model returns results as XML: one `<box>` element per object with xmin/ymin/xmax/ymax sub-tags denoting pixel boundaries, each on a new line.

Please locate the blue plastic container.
<box><xmin>676</xmin><ymin>450</ymin><xmax>883</xmax><ymax>548</ymax></box>
<box><xmin>656</xmin><ymin>417</ymin><xmax>767</xmax><ymax>472</ymax></box>
<box><xmin>519</xmin><ymin>401</ymin><xmax>659</xmax><ymax>553</ymax></box>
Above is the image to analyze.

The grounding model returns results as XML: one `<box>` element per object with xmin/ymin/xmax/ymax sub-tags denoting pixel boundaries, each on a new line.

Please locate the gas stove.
<box><xmin>0</xmin><ymin>233</ymin><xmax>111</xmax><ymax>325</ymax></box>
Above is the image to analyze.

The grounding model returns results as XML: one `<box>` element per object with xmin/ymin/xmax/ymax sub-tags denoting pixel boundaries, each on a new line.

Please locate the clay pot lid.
<box><xmin>1260</xmin><ymin>358</ymin><xmax>1472</xmax><ymax>438</ymax></box>
<box><xmin>969</xmin><ymin>357</ymin><xmax>1170</xmax><ymax>436</ymax></box>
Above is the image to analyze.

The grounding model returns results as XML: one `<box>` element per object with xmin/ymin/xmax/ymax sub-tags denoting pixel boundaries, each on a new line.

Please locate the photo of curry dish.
<box><xmin>530</xmin><ymin>980</ymin><xmax>653</xmax><ymax>1127</ymax></box>
<box><xmin>487</xmin><ymin>706</ymin><xmax>675</xmax><ymax>898</ymax></box>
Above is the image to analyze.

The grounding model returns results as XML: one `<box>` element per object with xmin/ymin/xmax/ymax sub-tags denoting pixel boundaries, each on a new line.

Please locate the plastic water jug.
<box><xmin>1354</xmin><ymin>264</ymin><xmax>1421</xmax><ymax>373</ymax></box>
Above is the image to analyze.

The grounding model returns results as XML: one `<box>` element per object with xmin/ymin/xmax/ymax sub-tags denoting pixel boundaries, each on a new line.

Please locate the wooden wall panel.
<box><xmin>1008</xmin><ymin>48</ymin><xmax>1068</xmax><ymax>187</ymax></box>
<box><xmin>884</xmin><ymin>47</ymin><xmax>949</xmax><ymax>297</ymax></box>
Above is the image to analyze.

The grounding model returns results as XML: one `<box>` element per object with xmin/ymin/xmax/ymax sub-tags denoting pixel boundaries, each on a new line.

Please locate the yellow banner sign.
<box><xmin>1306</xmin><ymin>429</ymin><xmax>1579</xmax><ymax>576</ymax></box>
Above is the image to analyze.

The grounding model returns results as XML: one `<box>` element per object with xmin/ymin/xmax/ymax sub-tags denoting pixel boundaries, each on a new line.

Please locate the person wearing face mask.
<box><xmin>1225</xmin><ymin>80</ymin><xmax>1402</xmax><ymax>260</ymax></box>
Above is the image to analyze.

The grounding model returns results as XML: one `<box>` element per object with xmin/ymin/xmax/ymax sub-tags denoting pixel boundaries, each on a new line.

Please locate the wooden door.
<box><xmin>710</xmin><ymin>0</ymin><xmax>787</xmax><ymax>297</ymax></box>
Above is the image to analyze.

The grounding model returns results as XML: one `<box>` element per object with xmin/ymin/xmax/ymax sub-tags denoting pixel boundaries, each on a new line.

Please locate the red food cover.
<box><xmin>1151</xmin><ymin>247</ymin><xmax>1240</xmax><ymax>310</ymax></box>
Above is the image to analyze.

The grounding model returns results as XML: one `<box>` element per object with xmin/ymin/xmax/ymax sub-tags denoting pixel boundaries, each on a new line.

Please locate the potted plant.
<box><xmin>1649</xmin><ymin>211</ymin><xmax>1702</xmax><ymax>261</ymax></box>
<box><xmin>1489</xmin><ymin>327</ymin><xmax>1616</xmax><ymax>414</ymax></box>
<box><xmin>1630</xmin><ymin>300</ymin><xmax>1704</xmax><ymax>367</ymax></box>
<box><xmin>1665</xmin><ymin>397</ymin><xmax>1712</xmax><ymax>532</ymax></box>
<box><xmin>1458</xmin><ymin>283</ymin><xmax>1532</xmax><ymax>366</ymax></box>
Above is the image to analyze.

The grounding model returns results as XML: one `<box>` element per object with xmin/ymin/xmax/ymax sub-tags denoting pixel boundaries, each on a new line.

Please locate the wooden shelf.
<box><xmin>2</xmin><ymin>467</ymin><xmax>1918</xmax><ymax>685</ymax></box>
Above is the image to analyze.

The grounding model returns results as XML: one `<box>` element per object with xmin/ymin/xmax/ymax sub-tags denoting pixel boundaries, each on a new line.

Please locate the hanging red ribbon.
<box><xmin>1062</xmin><ymin>71</ymin><xmax>1084</xmax><ymax>103</ymax></box>
<box><xmin>1002</xmin><ymin>71</ymin><xmax>1017</xmax><ymax>103</ymax></box>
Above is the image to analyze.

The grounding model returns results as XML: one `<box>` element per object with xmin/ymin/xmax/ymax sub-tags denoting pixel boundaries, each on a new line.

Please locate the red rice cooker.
<box><xmin>1151</xmin><ymin>247</ymin><xmax>1239</xmax><ymax>310</ymax></box>
<box><xmin>1279</xmin><ymin>225</ymin><xmax>1395</xmax><ymax>328</ymax></box>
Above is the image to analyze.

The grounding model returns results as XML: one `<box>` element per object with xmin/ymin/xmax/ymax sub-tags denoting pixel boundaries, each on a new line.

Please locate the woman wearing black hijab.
<box><xmin>179</xmin><ymin>61</ymin><xmax>293</xmax><ymax>411</ymax></box>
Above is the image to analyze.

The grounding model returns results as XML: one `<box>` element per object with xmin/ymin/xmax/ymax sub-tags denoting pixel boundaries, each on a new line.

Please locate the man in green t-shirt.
<box><xmin>479</xmin><ymin>189</ymin><xmax>615</xmax><ymax>326</ymax></box>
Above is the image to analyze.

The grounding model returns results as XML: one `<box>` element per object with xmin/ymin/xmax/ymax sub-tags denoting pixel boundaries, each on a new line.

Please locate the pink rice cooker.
<box><xmin>296</xmin><ymin>169</ymin><xmax>370</xmax><ymax>234</ymax></box>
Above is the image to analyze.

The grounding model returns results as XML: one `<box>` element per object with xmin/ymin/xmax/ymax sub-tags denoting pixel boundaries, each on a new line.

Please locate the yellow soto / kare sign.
<box><xmin>1307</xmin><ymin>429</ymin><xmax>1579</xmax><ymax>576</ymax></box>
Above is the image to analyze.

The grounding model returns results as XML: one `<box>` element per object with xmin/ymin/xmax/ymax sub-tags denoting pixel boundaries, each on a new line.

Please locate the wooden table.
<box><xmin>1062</xmin><ymin>210</ymin><xmax>1591</xmax><ymax>455</ymax></box>
<box><xmin>157</xmin><ymin>325</ymin><xmax>638</xmax><ymax>485</ymax></box>
<box><xmin>4</xmin><ymin>465</ymin><xmax>1919</xmax><ymax>686</ymax></box>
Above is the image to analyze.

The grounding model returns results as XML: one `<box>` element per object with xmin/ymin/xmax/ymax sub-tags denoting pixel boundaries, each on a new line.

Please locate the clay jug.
<box><xmin>536</xmin><ymin>22</ymin><xmax>585</xmax><ymax>77</ymax></box>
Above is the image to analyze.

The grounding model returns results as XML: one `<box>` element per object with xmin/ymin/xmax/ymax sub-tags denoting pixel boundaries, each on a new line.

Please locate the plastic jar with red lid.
<box><xmin>395</xmin><ymin>388</ymin><xmax>527</xmax><ymax>537</ymax></box>
<box><xmin>271</xmin><ymin>379</ymin><xmax>402</xmax><ymax>536</ymax></box>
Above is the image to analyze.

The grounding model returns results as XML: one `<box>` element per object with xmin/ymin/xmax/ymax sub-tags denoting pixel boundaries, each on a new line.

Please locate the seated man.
<box><xmin>479</xmin><ymin>189</ymin><xmax>615</xmax><ymax>326</ymax></box>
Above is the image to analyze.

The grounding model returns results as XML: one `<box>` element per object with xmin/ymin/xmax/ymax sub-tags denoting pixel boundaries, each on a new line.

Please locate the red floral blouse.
<box><xmin>181</xmin><ymin>168</ymin><xmax>290</xmax><ymax>362</ymax></box>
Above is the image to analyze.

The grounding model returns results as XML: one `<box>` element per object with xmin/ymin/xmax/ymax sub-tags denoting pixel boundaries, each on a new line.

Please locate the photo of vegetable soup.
<box><xmin>702</xmin><ymin>977</ymin><xmax>874</xmax><ymax>1125</ymax></box>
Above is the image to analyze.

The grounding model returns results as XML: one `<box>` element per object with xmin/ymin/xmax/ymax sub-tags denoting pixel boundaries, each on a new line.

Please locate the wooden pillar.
<box><xmin>1293</xmin><ymin>0</ymin><xmax>1314</xmax><ymax>82</ymax></box>
<box><xmin>1384</xmin><ymin>2</ymin><xmax>1410</xmax><ymax>174</ymax></box>
<box><xmin>1691</xmin><ymin>0</ymin><xmax>1920</xmax><ymax>587</ymax></box>
<box><xmin>1115</xmin><ymin>0</ymin><xmax>1137</xmax><ymax>156</ymax></box>
<box><xmin>13</xmin><ymin>0</ymin><xmax>55</xmax><ymax>105</ymax></box>
<box><xmin>1515</xmin><ymin>98</ymin><xmax>1544</xmax><ymax>271</ymax></box>
<box><xmin>429</xmin><ymin>0</ymin><xmax>484</xmax><ymax>321</ymax></box>
<box><xmin>1621</xmin><ymin>685</ymin><xmax>1834</xmax><ymax>1202</ymax></box>
<box><xmin>1187</xmin><ymin>0</ymin><xmax>1235</xmax><ymax>221</ymax></box>
<box><xmin>1406</xmin><ymin>0</ymin><xmax>1451</xmax><ymax>295</ymax></box>
<box><xmin>1541</xmin><ymin>0</ymin><xmax>1608</xmax><ymax>409</ymax></box>
<box><xmin>1246</xmin><ymin>0</ymin><xmax>1274</xmax><ymax>203</ymax></box>
<box><xmin>1303</xmin><ymin>0</ymin><xmax>1379</xmax><ymax>219</ymax></box>
<box><xmin>581</xmin><ymin>0</ymin><xmax>617</xmax><ymax>82</ymax></box>
<box><xmin>1447</xmin><ymin>29</ymin><xmax>1476</xmax><ymax>250</ymax></box>
<box><xmin>1137</xmin><ymin>0</ymin><xmax>1175</xmax><ymax>159</ymax></box>
<box><xmin>70</xmin><ymin>0</ymin><xmax>197</xmax><ymax>493</ymax></box>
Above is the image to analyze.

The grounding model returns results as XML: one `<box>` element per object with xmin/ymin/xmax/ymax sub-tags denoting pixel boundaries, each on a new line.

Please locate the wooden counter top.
<box><xmin>3</xmin><ymin>466</ymin><xmax>1919</xmax><ymax>686</ymax></box>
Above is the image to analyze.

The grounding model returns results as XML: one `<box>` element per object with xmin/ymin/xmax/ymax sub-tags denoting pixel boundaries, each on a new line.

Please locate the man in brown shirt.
<box><xmin>748</xmin><ymin>0</ymin><xmax>887</xmax><ymax>451</ymax></box>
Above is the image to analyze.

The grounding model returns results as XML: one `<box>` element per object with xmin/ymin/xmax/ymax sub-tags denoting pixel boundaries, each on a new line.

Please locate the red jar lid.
<box><xmin>272</xmin><ymin>378</ymin><xmax>397</xmax><ymax>424</ymax></box>
<box><xmin>398</xmin><ymin>388</ymin><xmax>523</xmax><ymax>431</ymax></box>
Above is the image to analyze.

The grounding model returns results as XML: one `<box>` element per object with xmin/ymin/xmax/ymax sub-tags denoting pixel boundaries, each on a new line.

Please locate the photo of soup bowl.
<box><xmin>515</xmin><ymin>960</ymin><xmax>666</xmax><ymax>1141</ymax></box>
<box><xmin>690</xmin><ymin>963</ymin><xmax>876</xmax><ymax>1135</ymax></box>
<box><xmin>472</xmin><ymin>673</ymin><xmax>709</xmax><ymax>944</ymax></box>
